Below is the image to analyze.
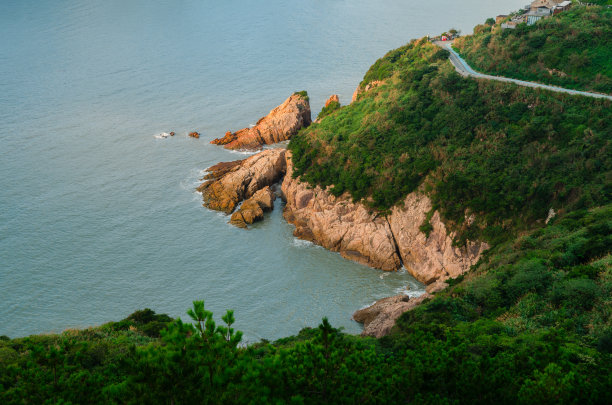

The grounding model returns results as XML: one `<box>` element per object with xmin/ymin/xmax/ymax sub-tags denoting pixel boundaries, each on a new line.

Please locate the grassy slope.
<box><xmin>454</xmin><ymin>6</ymin><xmax>612</xmax><ymax>94</ymax></box>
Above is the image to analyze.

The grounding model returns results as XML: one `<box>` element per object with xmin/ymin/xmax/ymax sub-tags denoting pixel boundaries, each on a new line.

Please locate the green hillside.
<box><xmin>289</xmin><ymin>39</ymin><xmax>611</xmax><ymax>245</ymax></box>
<box><xmin>454</xmin><ymin>5</ymin><xmax>612</xmax><ymax>94</ymax></box>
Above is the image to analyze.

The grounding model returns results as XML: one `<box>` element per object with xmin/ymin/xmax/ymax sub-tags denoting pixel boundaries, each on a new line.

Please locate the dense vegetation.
<box><xmin>1</xmin><ymin>206</ymin><xmax>611</xmax><ymax>403</ymax></box>
<box><xmin>289</xmin><ymin>38</ymin><xmax>610</xmax><ymax>244</ymax></box>
<box><xmin>454</xmin><ymin>6</ymin><xmax>612</xmax><ymax>94</ymax></box>
<box><xmin>2</xmin><ymin>7</ymin><xmax>611</xmax><ymax>404</ymax></box>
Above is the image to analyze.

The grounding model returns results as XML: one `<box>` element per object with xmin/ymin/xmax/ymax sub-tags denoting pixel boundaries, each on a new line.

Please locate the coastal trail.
<box><xmin>437</xmin><ymin>41</ymin><xmax>612</xmax><ymax>101</ymax></box>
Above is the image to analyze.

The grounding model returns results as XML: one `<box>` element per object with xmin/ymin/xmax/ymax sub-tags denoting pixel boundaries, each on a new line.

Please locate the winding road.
<box><xmin>439</xmin><ymin>42</ymin><xmax>612</xmax><ymax>101</ymax></box>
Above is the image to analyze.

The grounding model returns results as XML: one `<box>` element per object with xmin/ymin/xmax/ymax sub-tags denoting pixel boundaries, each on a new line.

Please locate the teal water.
<box><xmin>0</xmin><ymin>0</ymin><xmax>524</xmax><ymax>340</ymax></box>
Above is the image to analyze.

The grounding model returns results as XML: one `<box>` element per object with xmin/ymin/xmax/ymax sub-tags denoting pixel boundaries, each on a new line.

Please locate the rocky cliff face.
<box><xmin>282</xmin><ymin>152</ymin><xmax>401</xmax><ymax>271</ymax></box>
<box><xmin>211</xmin><ymin>93</ymin><xmax>311</xmax><ymax>150</ymax></box>
<box><xmin>281</xmin><ymin>151</ymin><xmax>488</xmax><ymax>284</ymax></box>
<box><xmin>197</xmin><ymin>149</ymin><xmax>286</xmax><ymax>214</ymax></box>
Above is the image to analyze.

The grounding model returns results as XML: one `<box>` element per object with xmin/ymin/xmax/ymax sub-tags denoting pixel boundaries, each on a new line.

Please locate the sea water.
<box><xmin>0</xmin><ymin>0</ymin><xmax>525</xmax><ymax>339</ymax></box>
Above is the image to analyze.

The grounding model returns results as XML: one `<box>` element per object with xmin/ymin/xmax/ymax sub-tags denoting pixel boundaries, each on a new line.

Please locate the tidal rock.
<box><xmin>198</xmin><ymin>149</ymin><xmax>286</xmax><ymax>214</ymax></box>
<box><xmin>229</xmin><ymin>186</ymin><xmax>275</xmax><ymax>228</ymax></box>
<box><xmin>353</xmin><ymin>293</ymin><xmax>431</xmax><ymax>338</ymax></box>
<box><xmin>189</xmin><ymin>131</ymin><xmax>200</xmax><ymax>139</ymax></box>
<box><xmin>211</xmin><ymin>93</ymin><xmax>311</xmax><ymax>150</ymax></box>
<box><xmin>170</xmin><ymin>132</ymin><xmax>175</xmax><ymax>136</ymax></box>
<box><xmin>281</xmin><ymin>152</ymin><xmax>401</xmax><ymax>271</ymax></box>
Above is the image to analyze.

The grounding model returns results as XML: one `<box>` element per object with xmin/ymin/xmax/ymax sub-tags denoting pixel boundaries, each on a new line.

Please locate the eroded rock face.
<box><xmin>229</xmin><ymin>186</ymin><xmax>275</xmax><ymax>228</ymax></box>
<box><xmin>211</xmin><ymin>93</ymin><xmax>311</xmax><ymax>150</ymax></box>
<box><xmin>197</xmin><ymin>149</ymin><xmax>286</xmax><ymax>214</ymax></box>
<box><xmin>282</xmin><ymin>152</ymin><xmax>401</xmax><ymax>271</ymax></box>
<box><xmin>281</xmin><ymin>152</ymin><xmax>487</xmax><ymax>283</ymax></box>
<box><xmin>388</xmin><ymin>194</ymin><xmax>489</xmax><ymax>284</ymax></box>
<box><xmin>353</xmin><ymin>293</ymin><xmax>432</xmax><ymax>338</ymax></box>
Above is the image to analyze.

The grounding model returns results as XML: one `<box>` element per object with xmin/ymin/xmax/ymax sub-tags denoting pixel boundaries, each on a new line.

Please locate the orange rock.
<box><xmin>189</xmin><ymin>131</ymin><xmax>200</xmax><ymax>139</ymax></box>
<box><xmin>324</xmin><ymin>94</ymin><xmax>339</xmax><ymax>107</ymax></box>
<box><xmin>198</xmin><ymin>149</ymin><xmax>286</xmax><ymax>214</ymax></box>
<box><xmin>211</xmin><ymin>93</ymin><xmax>311</xmax><ymax>150</ymax></box>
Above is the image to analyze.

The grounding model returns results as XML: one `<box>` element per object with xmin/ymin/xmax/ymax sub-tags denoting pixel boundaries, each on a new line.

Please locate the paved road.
<box><xmin>438</xmin><ymin>42</ymin><xmax>612</xmax><ymax>101</ymax></box>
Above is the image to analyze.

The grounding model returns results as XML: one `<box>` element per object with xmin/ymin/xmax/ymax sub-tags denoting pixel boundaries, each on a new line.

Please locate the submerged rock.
<box><xmin>229</xmin><ymin>186</ymin><xmax>275</xmax><ymax>228</ymax></box>
<box><xmin>211</xmin><ymin>93</ymin><xmax>311</xmax><ymax>150</ymax></box>
<box><xmin>197</xmin><ymin>149</ymin><xmax>286</xmax><ymax>214</ymax></box>
<box><xmin>353</xmin><ymin>293</ymin><xmax>432</xmax><ymax>338</ymax></box>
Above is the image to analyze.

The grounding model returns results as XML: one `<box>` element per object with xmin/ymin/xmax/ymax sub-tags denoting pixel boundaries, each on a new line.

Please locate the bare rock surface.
<box><xmin>388</xmin><ymin>194</ymin><xmax>489</xmax><ymax>284</ymax></box>
<box><xmin>353</xmin><ymin>293</ymin><xmax>432</xmax><ymax>338</ymax></box>
<box><xmin>211</xmin><ymin>93</ymin><xmax>311</xmax><ymax>150</ymax></box>
<box><xmin>282</xmin><ymin>152</ymin><xmax>401</xmax><ymax>271</ymax></box>
<box><xmin>197</xmin><ymin>149</ymin><xmax>286</xmax><ymax>214</ymax></box>
<box><xmin>229</xmin><ymin>186</ymin><xmax>275</xmax><ymax>228</ymax></box>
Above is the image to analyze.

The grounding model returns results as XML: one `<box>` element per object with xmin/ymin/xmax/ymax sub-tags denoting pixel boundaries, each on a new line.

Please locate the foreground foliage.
<box><xmin>1</xmin><ymin>205</ymin><xmax>610</xmax><ymax>403</ymax></box>
<box><xmin>454</xmin><ymin>6</ymin><xmax>612</xmax><ymax>94</ymax></box>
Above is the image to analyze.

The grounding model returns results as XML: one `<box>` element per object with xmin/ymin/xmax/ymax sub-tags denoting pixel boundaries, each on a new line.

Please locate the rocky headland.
<box><xmin>211</xmin><ymin>92</ymin><xmax>311</xmax><ymax>151</ymax></box>
<box><xmin>202</xmin><ymin>92</ymin><xmax>488</xmax><ymax>336</ymax></box>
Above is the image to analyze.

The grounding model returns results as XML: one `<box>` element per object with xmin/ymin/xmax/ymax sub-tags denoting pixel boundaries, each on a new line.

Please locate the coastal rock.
<box><xmin>281</xmin><ymin>152</ymin><xmax>401</xmax><ymax>271</ymax></box>
<box><xmin>198</xmin><ymin>149</ymin><xmax>286</xmax><ymax>214</ymax></box>
<box><xmin>189</xmin><ymin>131</ymin><xmax>200</xmax><ymax>139</ymax></box>
<box><xmin>324</xmin><ymin>94</ymin><xmax>339</xmax><ymax>107</ymax></box>
<box><xmin>388</xmin><ymin>194</ymin><xmax>489</xmax><ymax>284</ymax></box>
<box><xmin>353</xmin><ymin>293</ymin><xmax>432</xmax><ymax>338</ymax></box>
<box><xmin>229</xmin><ymin>186</ymin><xmax>275</xmax><ymax>228</ymax></box>
<box><xmin>211</xmin><ymin>93</ymin><xmax>311</xmax><ymax>150</ymax></box>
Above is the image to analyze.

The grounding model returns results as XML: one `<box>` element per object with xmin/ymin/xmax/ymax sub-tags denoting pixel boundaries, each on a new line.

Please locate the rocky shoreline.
<box><xmin>199</xmin><ymin>91</ymin><xmax>488</xmax><ymax>337</ymax></box>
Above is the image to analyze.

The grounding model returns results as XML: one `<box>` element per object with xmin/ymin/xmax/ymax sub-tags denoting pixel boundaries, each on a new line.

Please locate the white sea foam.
<box><xmin>154</xmin><ymin>132</ymin><xmax>171</xmax><ymax>139</ymax></box>
<box><xmin>292</xmin><ymin>238</ymin><xmax>316</xmax><ymax>248</ymax></box>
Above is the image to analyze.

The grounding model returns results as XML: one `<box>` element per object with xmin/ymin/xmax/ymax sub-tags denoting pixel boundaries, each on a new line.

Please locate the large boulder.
<box><xmin>211</xmin><ymin>93</ymin><xmax>311</xmax><ymax>150</ymax></box>
<box><xmin>197</xmin><ymin>149</ymin><xmax>286</xmax><ymax>214</ymax></box>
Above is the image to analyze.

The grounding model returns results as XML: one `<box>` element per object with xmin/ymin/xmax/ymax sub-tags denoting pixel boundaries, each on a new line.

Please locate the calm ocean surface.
<box><xmin>0</xmin><ymin>0</ymin><xmax>524</xmax><ymax>340</ymax></box>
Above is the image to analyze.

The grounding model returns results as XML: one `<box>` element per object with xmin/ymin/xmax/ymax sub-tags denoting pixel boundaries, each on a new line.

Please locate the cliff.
<box><xmin>211</xmin><ymin>93</ymin><xmax>311</xmax><ymax>150</ymax></box>
<box><xmin>282</xmin><ymin>151</ymin><xmax>488</xmax><ymax>285</ymax></box>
